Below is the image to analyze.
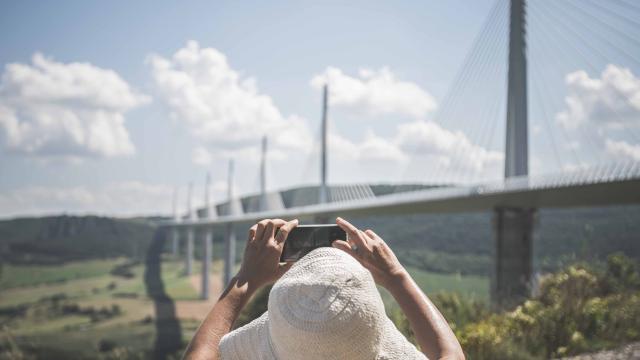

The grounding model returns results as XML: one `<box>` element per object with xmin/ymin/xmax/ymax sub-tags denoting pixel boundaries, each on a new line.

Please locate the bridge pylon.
<box><xmin>492</xmin><ymin>0</ymin><xmax>535</xmax><ymax>307</ymax></box>
<box><xmin>316</xmin><ymin>84</ymin><xmax>331</xmax><ymax>224</ymax></box>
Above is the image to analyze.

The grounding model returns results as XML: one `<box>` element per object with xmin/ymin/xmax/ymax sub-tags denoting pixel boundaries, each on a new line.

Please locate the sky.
<box><xmin>0</xmin><ymin>0</ymin><xmax>639</xmax><ymax>218</ymax></box>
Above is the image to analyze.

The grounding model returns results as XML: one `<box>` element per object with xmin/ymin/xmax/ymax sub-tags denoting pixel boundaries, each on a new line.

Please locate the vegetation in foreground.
<box><xmin>397</xmin><ymin>253</ymin><xmax>640</xmax><ymax>359</ymax></box>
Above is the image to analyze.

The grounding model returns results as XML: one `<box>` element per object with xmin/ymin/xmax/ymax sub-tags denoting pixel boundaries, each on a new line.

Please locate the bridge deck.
<box><xmin>164</xmin><ymin>162</ymin><xmax>640</xmax><ymax>228</ymax></box>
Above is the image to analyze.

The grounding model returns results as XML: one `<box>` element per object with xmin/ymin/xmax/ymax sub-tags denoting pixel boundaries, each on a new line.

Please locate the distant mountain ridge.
<box><xmin>0</xmin><ymin>215</ymin><xmax>154</xmax><ymax>264</ymax></box>
<box><xmin>1</xmin><ymin>184</ymin><xmax>638</xmax><ymax>275</ymax></box>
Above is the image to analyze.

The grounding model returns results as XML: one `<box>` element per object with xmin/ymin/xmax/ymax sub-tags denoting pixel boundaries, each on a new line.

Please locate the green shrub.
<box><xmin>457</xmin><ymin>254</ymin><xmax>640</xmax><ymax>359</ymax></box>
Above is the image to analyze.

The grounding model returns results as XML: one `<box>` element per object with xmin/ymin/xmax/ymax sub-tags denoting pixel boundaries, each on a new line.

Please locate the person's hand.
<box><xmin>333</xmin><ymin>217</ymin><xmax>407</xmax><ymax>289</ymax></box>
<box><xmin>236</xmin><ymin>218</ymin><xmax>298</xmax><ymax>293</ymax></box>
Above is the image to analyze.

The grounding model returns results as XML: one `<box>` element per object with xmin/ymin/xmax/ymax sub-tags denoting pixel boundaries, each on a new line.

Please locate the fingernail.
<box><xmin>336</xmin><ymin>217</ymin><xmax>343</xmax><ymax>222</ymax></box>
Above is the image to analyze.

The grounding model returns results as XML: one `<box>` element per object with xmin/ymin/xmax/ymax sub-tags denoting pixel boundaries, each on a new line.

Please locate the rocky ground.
<box><xmin>561</xmin><ymin>342</ymin><xmax>640</xmax><ymax>360</ymax></box>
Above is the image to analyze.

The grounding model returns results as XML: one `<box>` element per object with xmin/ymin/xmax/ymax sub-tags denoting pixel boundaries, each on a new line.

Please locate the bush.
<box><xmin>456</xmin><ymin>254</ymin><xmax>640</xmax><ymax>359</ymax></box>
<box><xmin>98</xmin><ymin>339</ymin><xmax>117</xmax><ymax>352</ymax></box>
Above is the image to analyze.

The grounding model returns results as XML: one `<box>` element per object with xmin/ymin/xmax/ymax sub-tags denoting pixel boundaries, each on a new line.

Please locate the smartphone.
<box><xmin>280</xmin><ymin>224</ymin><xmax>347</xmax><ymax>262</ymax></box>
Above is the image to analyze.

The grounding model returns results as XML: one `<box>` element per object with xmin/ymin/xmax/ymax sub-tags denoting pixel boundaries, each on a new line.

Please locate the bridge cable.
<box><xmin>528</xmin><ymin>2</ymin><xmax>609</xmax><ymax>165</ymax></box>
<box><xmin>540</xmin><ymin>0</ymin><xmax>640</xmax><ymax>146</ymax></box>
<box><xmin>448</xmin><ymin>0</ymin><xmax>508</xmax><ymax>183</ymax></box>
<box><xmin>425</xmin><ymin>0</ymin><xmax>508</xmax><ymax>184</ymax></box>
<box><xmin>581</xmin><ymin>0</ymin><xmax>640</xmax><ymax>29</ymax></box>
<box><xmin>530</xmin><ymin>2</ymin><xmax>640</xmax><ymax>163</ymax></box>
<box><xmin>410</xmin><ymin>0</ymin><xmax>507</xmax><ymax>184</ymax></box>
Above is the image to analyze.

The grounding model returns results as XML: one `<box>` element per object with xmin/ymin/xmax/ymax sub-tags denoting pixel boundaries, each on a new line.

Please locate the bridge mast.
<box><xmin>259</xmin><ymin>136</ymin><xmax>268</xmax><ymax>211</ymax></box>
<box><xmin>319</xmin><ymin>84</ymin><xmax>329</xmax><ymax>204</ymax></box>
<box><xmin>505</xmin><ymin>0</ymin><xmax>528</xmax><ymax>178</ymax></box>
<box><xmin>493</xmin><ymin>0</ymin><xmax>535</xmax><ymax>307</ymax></box>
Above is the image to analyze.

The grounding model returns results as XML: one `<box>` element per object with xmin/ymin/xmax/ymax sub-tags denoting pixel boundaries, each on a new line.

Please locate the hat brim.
<box><xmin>220</xmin><ymin>311</ymin><xmax>276</xmax><ymax>360</ymax></box>
<box><xmin>220</xmin><ymin>311</ymin><xmax>426</xmax><ymax>360</ymax></box>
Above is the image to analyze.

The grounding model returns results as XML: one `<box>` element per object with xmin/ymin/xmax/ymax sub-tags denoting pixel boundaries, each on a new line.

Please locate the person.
<box><xmin>183</xmin><ymin>217</ymin><xmax>465</xmax><ymax>360</ymax></box>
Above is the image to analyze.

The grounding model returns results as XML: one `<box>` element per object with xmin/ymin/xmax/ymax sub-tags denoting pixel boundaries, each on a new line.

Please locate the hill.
<box><xmin>1</xmin><ymin>185</ymin><xmax>639</xmax><ymax>275</ymax></box>
<box><xmin>0</xmin><ymin>215</ymin><xmax>154</xmax><ymax>265</ymax></box>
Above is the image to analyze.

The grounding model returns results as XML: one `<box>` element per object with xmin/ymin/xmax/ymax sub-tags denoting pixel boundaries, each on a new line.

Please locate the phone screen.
<box><xmin>280</xmin><ymin>225</ymin><xmax>346</xmax><ymax>262</ymax></box>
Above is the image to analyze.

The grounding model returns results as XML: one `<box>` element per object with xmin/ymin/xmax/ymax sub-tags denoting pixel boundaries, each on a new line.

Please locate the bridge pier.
<box><xmin>171</xmin><ymin>228</ymin><xmax>179</xmax><ymax>256</ymax></box>
<box><xmin>185</xmin><ymin>227</ymin><xmax>194</xmax><ymax>276</ymax></box>
<box><xmin>202</xmin><ymin>228</ymin><xmax>212</xmax><ymax>299</ymax></box>
<box><xmin>224</xmin><ymin>224</ymin><xmax>236</xmax><ymax>286</ymax></box>
<box><xmin>492</xmin><ymin>207</ymin><xmax>536</xmax><ymax>307</ymax></box>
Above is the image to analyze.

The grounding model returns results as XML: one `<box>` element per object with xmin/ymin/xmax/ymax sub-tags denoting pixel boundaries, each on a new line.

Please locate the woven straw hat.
<box><xmin>220</xmin><ymin>247</ymin><xmax>426</xmax><ymax>360</ymax></box>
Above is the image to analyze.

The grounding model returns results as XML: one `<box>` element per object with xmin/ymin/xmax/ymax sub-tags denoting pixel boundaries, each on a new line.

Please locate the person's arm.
<box><xmin>333</xmin><ymin>217</ymin><xmax>465</xmax><ymax>360</ymax></box>
<box><xmin>183</xmin><ymin>218</ymin><xmax>297</xmax><ymax>360</ymax></box>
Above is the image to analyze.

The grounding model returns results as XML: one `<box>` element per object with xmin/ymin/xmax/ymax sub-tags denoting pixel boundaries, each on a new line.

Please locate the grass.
<box><xmin>0</xmin><ymin>255</ymin><xmax>489</xmax><ymax>358</ymax></box>
<box><xmin>380</xmin><ymin>266</ymin><xmax>490</xmax><ymax>313</ymax></box>
<box><xmin>406</xmin><ymin>266</ymin><xmax>489</xmax><ymax>301</ymax></box>
<box><xmin>3</xmin><ymin>320</ymin><xmax>160</xmax><ymax>359</ymax></box>
<box><xmin>0</xmin><ymin>258</ymin><xmax>125</xmax><ymax>290</ymax></box>
<box><xmin>0</xmin><ymin>256</ymin><xmax>201</xmax><ymax>358</ymax></box>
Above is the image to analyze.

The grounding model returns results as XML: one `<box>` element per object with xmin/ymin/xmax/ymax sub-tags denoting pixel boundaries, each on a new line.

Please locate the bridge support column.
<box><xmin>492</xmin><ymin>207</ymin><xmax>536</xmax><ymax>307</ymax></box>
<box><xmin>224</xmin><ymin>224</ymin><xmax>236</xmax><ymax>286</ymax></box>
<box><xmin>185</xmin><ymin>227</ymin><xmax>194</xmax><ymax>276</ymax></box>
<box><xmin>202</xmin><ymin>228</ymin><xmax>212</xmax><ymax>300</ymax></box>
<box><xmin>172</xmin><ymin>228</ymin><xmax>179</xmax><ymax>256</ymax></box>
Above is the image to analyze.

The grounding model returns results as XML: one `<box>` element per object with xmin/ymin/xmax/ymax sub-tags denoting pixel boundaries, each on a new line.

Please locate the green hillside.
<box><xmin>0</xmin><ymin>216</ymin><xmax>154</xmax><ymax>265</ymax></box>
<box><xmin>1</xmin><ymin>194</ymin><xmax>639</xmax><ymax>277</ymax></box>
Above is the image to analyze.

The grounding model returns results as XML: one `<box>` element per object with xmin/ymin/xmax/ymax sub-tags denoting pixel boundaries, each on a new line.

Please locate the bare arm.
<box><xmin>333</xmin><ymin>217</ymin><xmax>465</xmax><ymax>360</ymax></box>
<box><xmin>386</xmin><ymin>270</ymin><xmax>464</xmax><ymax>360</ymax></box>
<box><xmin>182</xmin><ymin>277</ymin><xmax>254</xmax><ymax>360</ymax></box>
<box><xmin>183</xmin><ymin>219</ymin><xmax>297</xmax><ymax>360</ymax></box>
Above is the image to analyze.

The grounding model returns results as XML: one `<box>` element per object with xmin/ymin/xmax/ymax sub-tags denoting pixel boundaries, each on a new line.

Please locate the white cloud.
<box><xmin>556</xmin><ymin>65</ymin><xmax>640</xmax><ymax>130</ymax></box>
<box><xmin>605</xmin><ymin>138</ymin><xmax>640</xmax><ymax>161</ymax></box>
<box><xmin>148</xmin><ymin>41</ymin><xmax>312</xmax><ymax>159</ymax></box>
<box><xmin>0</xmin><ymin>53</ymin><xmax>149</xmax><ymax>159</ymax></box>
<box><xmin>330</xmin><ymin>130</ymin><xmax>408</xmax><ymax>163</ymax></box>
<box><xmin>192</xmin><ymin>146</ymin><xmax>213</xmax><ymax>166</ymax></box>
<box><xmin>311</xmin><ymin>67</ymin><xmax>437</xmax><ymax>119</ymax></box>
<box><xmin>394</xmin><ymin>120</ymin><xmax>503</xmax><ymax>174</ymax></box>
<box><xmin>0</xmin><ymin>181</ymin><xmax>173</xmax><ymax>218</ymax></box>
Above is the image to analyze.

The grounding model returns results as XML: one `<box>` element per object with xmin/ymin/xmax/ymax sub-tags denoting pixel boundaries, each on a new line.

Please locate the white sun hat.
<box><xmin>220</xmin><ymin>247</ymin><xmax>427</xmax><ymax>360</ymax></box>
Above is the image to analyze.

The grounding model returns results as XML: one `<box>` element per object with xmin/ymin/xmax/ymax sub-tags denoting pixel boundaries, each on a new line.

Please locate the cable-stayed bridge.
<box><xmin>161</xmin><ymin>0</ymin><xmax>640</xmax><ymax>306</ymax></box>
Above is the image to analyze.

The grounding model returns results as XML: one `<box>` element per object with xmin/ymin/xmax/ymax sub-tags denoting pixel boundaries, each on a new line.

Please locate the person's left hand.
<box><xmin>236</xmin><ymin>218</ymin><xmax>298</xmax><ymax>292</ymax></box>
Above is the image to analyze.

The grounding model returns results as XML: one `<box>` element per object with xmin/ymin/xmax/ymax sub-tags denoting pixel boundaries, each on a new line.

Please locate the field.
<box><xmin>0</xmin><ymin>256</ymin><xmax>488</xmax><ymax>358</ymax></box>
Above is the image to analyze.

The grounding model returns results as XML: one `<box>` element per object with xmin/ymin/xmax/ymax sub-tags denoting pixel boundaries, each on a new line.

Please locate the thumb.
<box><xmin>332</xmin><ymin>240</ymin><xmax>357</xmax><ymax>258</ymax></box>
<box><xmin>277</xmin><ymin>262</ymin><xmax>294</xmax><ymax>277</ymax></box>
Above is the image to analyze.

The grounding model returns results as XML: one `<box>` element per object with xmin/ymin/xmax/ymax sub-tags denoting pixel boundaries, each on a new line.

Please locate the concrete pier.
<box><xmin>492</xmin><ymin>207</ymin><xmax>536</xmax><ymax>307</ymax></box>
<box><xmin>171</xmin><ymin>228</ymin><xmax>179</xmax><ymax>256</ymax></box>
<box><xmin>185</xmin><ymin>182</ymin><xmax>194</xmax><ymax>276</ymax></box>
<box><xmin>185</xmin><ymin>228</ymin><xmax>194</xmax><ymax>276</ymax></box>
<box><xmin>201</xmin><ymin>173</ymin><xmax>214</xmax><ymax>300</ymax></box>
<box><xmin>202</xmin><ymin>229</ymin><xmax>212</xmax><ymax>299</ymax></box>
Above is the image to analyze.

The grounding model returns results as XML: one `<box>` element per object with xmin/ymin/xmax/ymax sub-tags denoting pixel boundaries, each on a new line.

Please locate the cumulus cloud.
<box><xmin>192</xmin><ymin>146</ymin><xmax>214</xmax><ymax>166</ymax></box>
<box><xmin>148</xmin><ymin>41</ymin><xmax>312</xmax><ymax>157</ymax></box>
<box><xmin>330</xmin><ymin>130</ymin><xmax>408</xmax><ymax>163</ymax></box>
<box><xmin>0</xmin><ymin>53</ymin><xmax>149</xmax><ymax>159</ymax></box>
<box><xmin>556</xmin><ymin>65</ymin><xmax>640</xmax><ymax>130</ymax></box>
<box><xmin>0</xmin><ymin>181</ymin><xmax>173</xmax><ymax>218</ymax></box>
<box><xmin>311</xmin><ymin>67</ymin><xmax>437</xmax><ymax>119</ymax></box>
<box><xmin>605</xmin><ymin>138</ymin><xmax>640</xmax><ymax>161</ymax></box>
<box><xmin>394</xmin><ymin>120</ymin><xmax>503</xmax><ymax>174</ymax></box>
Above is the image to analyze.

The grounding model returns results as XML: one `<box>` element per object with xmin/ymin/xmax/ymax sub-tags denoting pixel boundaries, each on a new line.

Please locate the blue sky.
<box><xmin>1</xmin><ymin>0</ymin><xmax>639</xmax><ymax>218</ymax></box>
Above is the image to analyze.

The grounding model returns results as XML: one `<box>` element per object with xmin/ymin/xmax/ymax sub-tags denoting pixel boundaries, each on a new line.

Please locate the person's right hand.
<box><xmin>236</xmin><ymin>218</ymin><xmax>297</xmax><ymax>293</ymax></box>
<box><xmin>333</xmin><ymin>217</ymin><xmax>407</xmax><ymax>289</ymax></box>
